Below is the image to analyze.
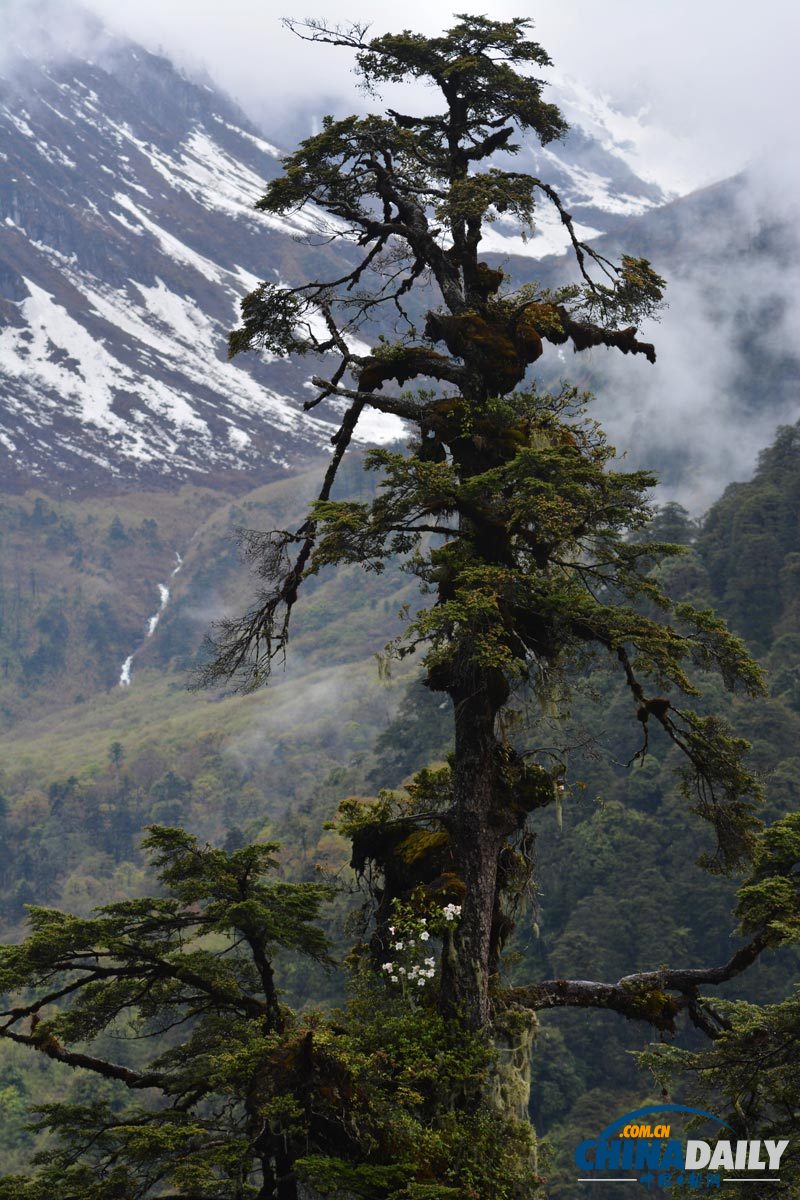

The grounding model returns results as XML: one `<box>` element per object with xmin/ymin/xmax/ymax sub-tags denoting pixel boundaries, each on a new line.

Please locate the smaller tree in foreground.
<box><xmin>0</xmin><ymin>827</ymin><xmax>541</xmax><ymax>1199</ymax></box>
<box><xmin>1</xmin><ymin>812</ymin><xmax>799</xmax><ymax>1198</ymax></box>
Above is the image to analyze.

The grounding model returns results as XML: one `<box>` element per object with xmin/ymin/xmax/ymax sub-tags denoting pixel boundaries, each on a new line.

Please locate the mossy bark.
<box><xmin>490</xmin><ymin>1009</ymin><xmax>541</xmax><ymax>1198</ymax></box>
<box><xmin>441</xmin><ymin>663</ymin><xmax>510</xmax><ymax>1028</ymax></box>
<box><xmin>488</xmin><ymin>1008</ymin><xmax>538</xmax><ymax>1127</ymax></box>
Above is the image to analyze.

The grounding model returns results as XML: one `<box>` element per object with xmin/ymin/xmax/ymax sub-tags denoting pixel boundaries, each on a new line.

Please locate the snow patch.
<box><xmin>113</xmin><ymin>193</ymin><xmax>225</xmax><ymax>282</ymax></box>
<box><xmin>478</xmin><ymin>207</ymin><xmax>603</xmax><ymax>260</ymax></box>
<box><xmin>541</xmin><ymin>148</ymin><xmax>661</xmax><ymax>216</ymax></box>
<box><xmin>212</xmin><ymin>116</ymin><xmax>281</xmax><ymax>158</ymax></box>
<box><xmin>2</xmin><ymin>107</ymin><xmax>36</xmax><ymax>140</ymax></box>
<box><xmin>0</xmin><ymin>277</ymin><xmax>212</xmax><ymax>459</ymax></box>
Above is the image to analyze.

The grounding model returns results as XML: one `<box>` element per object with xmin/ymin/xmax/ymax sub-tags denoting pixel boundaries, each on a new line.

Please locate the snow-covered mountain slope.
<box><xmin>0</xmin><ymin>28</ymin><xmax>399</xmax><ymax>489</ymax></box>
<box><xmin>480</xmin><ymin>77</ymin><xmax>673</xmax><ymax>260</ymax></box>
<box><xmin>0</xmin><ymin>8</ymin><xmax>688</xmax><ymax>491</ymax></box>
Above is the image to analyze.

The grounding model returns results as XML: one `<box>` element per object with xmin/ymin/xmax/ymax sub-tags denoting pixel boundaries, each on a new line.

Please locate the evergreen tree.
<box><xmin>639</xmin><ymin>811</ymin><xmax>800</xmax><ymax>1200</ymax></box>
<box><xmin>0</xmin><ymin>828</ymin><xmax>540</xmax><ymax>1199</ymax></box>
<box><xmin>0</xmin><ymin>828</ymin><xmax>335</xmax><ymax>1199</ymax></box>
<box><xmin>206</xmin><ymin>15</ymin><xmax>764</xmax><ymax>1031</ymax></box>
<box><xmin>700</xmin><ymin>422</ymin><xmax>800</xmax><ymax>648</ymax></box>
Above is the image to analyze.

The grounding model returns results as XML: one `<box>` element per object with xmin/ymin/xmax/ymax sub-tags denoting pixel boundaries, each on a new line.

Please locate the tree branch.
<box><xmin>198</xmin><ymin>394</ymin><xmax>368</xmax><ymax>690</ymax></box>
<box><xmin>0</xmin><ymin>1026</ymin><xmax>164</xmax><ymax>1089</ymax></box>
<box><xmin>310</xmin><ymin>377</ymin><xmax>426</xmax><ymax>422</ymax></box>
<box><xmin>507</xmin><ymin>935</ymin><xmax>769</xmax><ymax>1034</ymax></box>
<box><xmin>547</xmin><ymin>306</ymin><xmax>656</xmax><ymax>364</ymax></box>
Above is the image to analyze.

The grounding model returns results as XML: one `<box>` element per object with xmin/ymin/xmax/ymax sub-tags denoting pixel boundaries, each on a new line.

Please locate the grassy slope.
<box><xmin>0</xmin><ymin>458</ymin><xmax>419</xmax><ymax>788</ymax></box>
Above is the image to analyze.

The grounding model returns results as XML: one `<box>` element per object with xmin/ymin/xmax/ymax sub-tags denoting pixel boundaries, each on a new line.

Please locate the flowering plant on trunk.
<box><xmin>379</xmin><ymin>895</ymin><xmax>462</xmax><ymax>1002</ymax></box>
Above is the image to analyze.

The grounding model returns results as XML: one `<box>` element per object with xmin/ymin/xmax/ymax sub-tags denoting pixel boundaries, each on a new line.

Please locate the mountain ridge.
<box><xmin>0</xmin><ymin>10</ymin><xmax>688</xmax><ymax>494</ymax></box>
<box><xmin>0</xmin><ymin>28</ymin><xmax>381</xmax><ymax>491</ymax></box>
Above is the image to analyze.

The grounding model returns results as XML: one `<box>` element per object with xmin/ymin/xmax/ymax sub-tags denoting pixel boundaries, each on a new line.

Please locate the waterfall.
<box><xmin>118</xmin><ymin>551</ymin><xmax>183</xmax><ymax>687</ymax></box>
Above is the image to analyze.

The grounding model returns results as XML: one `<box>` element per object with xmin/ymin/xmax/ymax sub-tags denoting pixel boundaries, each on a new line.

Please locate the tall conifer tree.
<box><xmin>209</xmin><ymin>15</ymin><xmax>763</xmax><ymax>1030</ymax></box>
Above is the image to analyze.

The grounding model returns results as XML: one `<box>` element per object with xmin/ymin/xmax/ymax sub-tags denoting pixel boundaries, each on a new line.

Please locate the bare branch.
<box><xmin>198</xmin><ymin>396</ymin><xmax>368</xmax><ymax>691</ymax></box>
<box><xmin>507</xmin><ymin>934</ymin><xmax>769</xmax><ymax>1034</ymax></box>
<box><xmin>281</xmin><ymin>18</ymin><xmax>372</xmax><ymax>49</ymax></box>
<box><xmin>0</xmin><ymin>1025</ymin><xmax>164</xmax><ymax>1089</ymax></box>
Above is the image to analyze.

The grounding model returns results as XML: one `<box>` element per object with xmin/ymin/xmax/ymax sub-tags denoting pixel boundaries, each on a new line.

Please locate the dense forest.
<box><xmin>0</xmin><ymin>422</ymin><xmax>798</xmax><ymax>1193</ymax></box>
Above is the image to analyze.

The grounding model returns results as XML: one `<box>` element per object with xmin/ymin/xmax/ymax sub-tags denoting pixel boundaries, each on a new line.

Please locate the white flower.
<box><xmin>417</xmin><ymin>978</ymin><xmax>425</xmax><ymax>987</ymax></box>
<box><xmin>394</xmin><ymin>941</ymin><xmax>404</xmax><ymax>950</ymax></box>
<box><xmin>382</xmin><ymin>962</ymin><xmax>394</xmax><ymax>972</ymax></box>
<box><xmin>388</xmin><ymin>925</ymin><xmax>396</xmax><ymax>935</ymax></box>
<box><xmin>425</xmin><ymin>957</ymin><xmax>435</xmax><ymax>967</ymax></box>
<box><xmin>420</xmin><ymin>931</ymin><xmax>430</xmax><ymax>941</ymax></box>
<box><xmin>398</xmin><ymin>966</ymin><xmax>406</xmax><ymax>975</ymax></box>
<box><xmin>391</xmin><ymin>975</ymin><xmax>398</xmax><ymax>983</ymax></box>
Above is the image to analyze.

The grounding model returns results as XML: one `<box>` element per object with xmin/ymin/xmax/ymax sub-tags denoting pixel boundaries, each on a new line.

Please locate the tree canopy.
<box><xmin>207</xmin><ymin>12</ymin><xmax>765</xmax><ymax>1034</ymax></box>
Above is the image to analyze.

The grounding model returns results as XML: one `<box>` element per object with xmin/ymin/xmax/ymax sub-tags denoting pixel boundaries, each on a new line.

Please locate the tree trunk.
<box><xmin>442</xmin><ymin>665</ymin><xmax>509</xmax><ymax>1029</ymax></box>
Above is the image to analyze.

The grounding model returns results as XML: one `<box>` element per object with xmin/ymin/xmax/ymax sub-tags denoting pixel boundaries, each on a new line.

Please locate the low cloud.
<box><xmin>576</xmin><ymin>169</ymin><xmax>800</xmax><ymax>511</ymax></box>
<box><xmin>3</xmin><ymin>0</ymin><xmax>798</xmax><ymax>511</ymax></box>
<box><xmin>0</xmin><ymin>0</ymin><xmax>113</xmax><ymax>78</ymax></box>
<box><xmin>69</xmin><ymin>0</ymin><xmax>799</xmax><ymax>193</ymax></box>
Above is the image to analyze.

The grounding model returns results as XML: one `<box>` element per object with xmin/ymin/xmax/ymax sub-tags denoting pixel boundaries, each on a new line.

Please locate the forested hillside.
<box><xmin>508</xmin><ymin>426</ymin><xmax>800</xmax><ymax>1195</ymax></box>
<box><xmin>0</xmin><ymin>421</ymin><xmax>798</xmax><ymax>1182</ymax></box>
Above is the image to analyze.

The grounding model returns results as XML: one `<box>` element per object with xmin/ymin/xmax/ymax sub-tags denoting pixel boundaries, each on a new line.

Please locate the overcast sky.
<box><xmin>78</xmin><ymin>0</ymin><xmax>798</xmax><ymax>194</ymax></box>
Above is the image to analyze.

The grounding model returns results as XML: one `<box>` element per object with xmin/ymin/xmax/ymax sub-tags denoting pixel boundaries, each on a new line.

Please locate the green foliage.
<box><xmin>638</xmin><ymin>990</ymin><xmax>800</xmax><ymax>1200</ymax></box>
<box><xmin>293</xmin><ymin>969</ymin><xmax>537</xmax><ymax>1200</ymax></box>
<box><xmin>106</xmin><ymin>516</ymin><xmax>130</xmax><ymax>546</ymax></box>
<box><xmin>573</xmin><ymin>253</ymin><xmax>666</xmax><ymax>326</ymax></box>
<box><xmin>736</xmin><ymin>812</ymin><xmax>800</xmax><ymax>942</ymax></box>
<box><xmin>227</xmin><ymin>14</ymin><xmax>664</xmax><ymax>382</ymax></box>
<box><xmin>311</xmin><ymin>385</ymin><xmax>764</xmax><ymax>871</ymax></box>
<box><xmin>229</xmin><ymin>281</ymin><xmax>309</xmax><ymax>360</ymax></box>
<box><xmin>700</xmin><ymin>422</ymin><xmax>800</xmax><ymax>649</ymax></box>
<box><xmin>0</xmin><ymin>828</ymin><xmax>336</xmax><ymax>1197</ymax></box>
<box><xmin>0</xmin><ymin>827</ymin><xmax>540</xmax><ymax>1198</ymax></box>
<box><xmin>349</xmin><ymin>15</ymin><xmax>565</xmax><ymax>137</ymax></box>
